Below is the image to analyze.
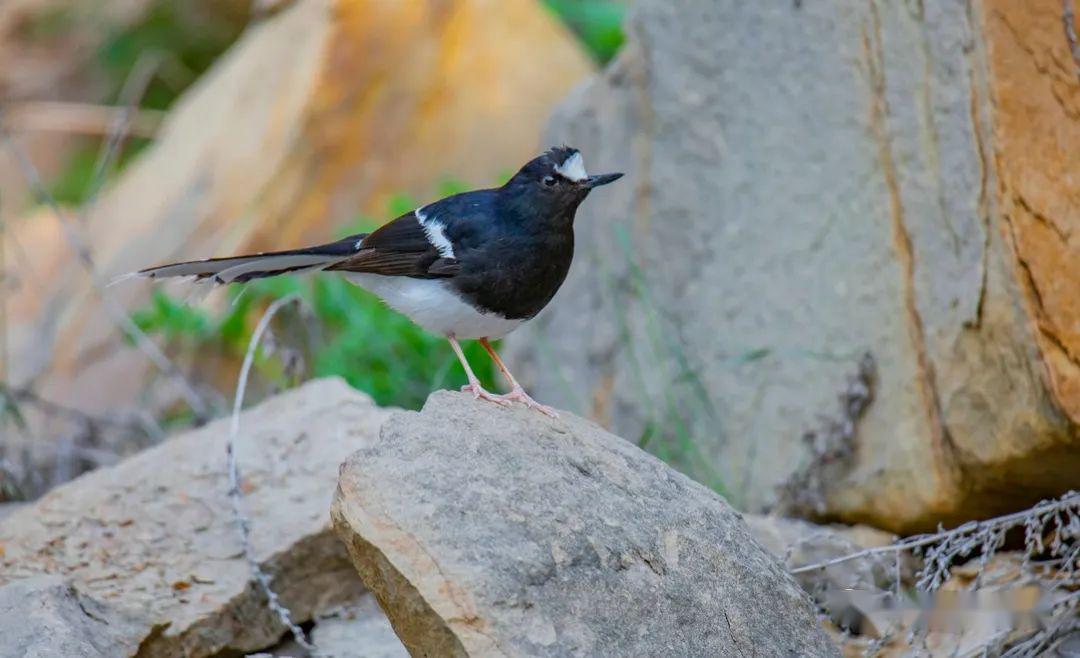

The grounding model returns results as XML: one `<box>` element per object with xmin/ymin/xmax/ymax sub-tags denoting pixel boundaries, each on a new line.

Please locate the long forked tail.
<box><xmin>122</xmin><ymin>233</ymin><xmax>368</xmax><ymax>286</ymax></box>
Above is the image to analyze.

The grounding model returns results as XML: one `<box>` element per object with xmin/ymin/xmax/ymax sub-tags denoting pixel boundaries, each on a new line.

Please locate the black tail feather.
<box><xmin>126</xmin><ymin>233</ymin><xmax>368</xmax><ymax>285</ymax></box>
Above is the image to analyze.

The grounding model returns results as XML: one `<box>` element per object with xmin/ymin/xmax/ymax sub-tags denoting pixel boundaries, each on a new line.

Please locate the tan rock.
<box><xmin>4</xmin><ymin>0</ymin><xmax>593</xmax><ymax>423</ymax></box>
<box><xmin>505</xmin><ymin>0</ymin><xmax>1080</xmax><ymax>532</ymax></box>
<box><xmin>0</xmin><ymin>378</ymin><xmax>393</xmax><ymax>657</ymax></box>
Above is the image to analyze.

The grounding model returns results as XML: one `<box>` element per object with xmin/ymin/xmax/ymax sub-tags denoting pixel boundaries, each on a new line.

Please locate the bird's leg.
<box><xmin>447</xmin><ymin>335</ymin><xmax>508</xmax><ymax>406</ymax></box>
<box><xmin>479</xmin><ymin>338</ymin><xmax>558</xmax><ymax>418</ymax></box>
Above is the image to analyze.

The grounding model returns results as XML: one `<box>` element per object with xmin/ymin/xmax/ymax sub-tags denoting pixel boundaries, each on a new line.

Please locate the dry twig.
<box><xmin>0</xmin><ymin>102</ymin><xmax>163</xmax><ymax>139</ymax></box>
<box><xmin>226</xmin><ymin>294</ymin><xmax>317</xmax><ymax>654</ymax></box>
<box><xmin>791</xmin><ymin>490</ymin><xmax>1079</xmax><ymax>656</ymax></box>
<box><xmin>791</xmin><ymin>491</ymin><xmax>1079</xmax><ymax>576</ymax></box>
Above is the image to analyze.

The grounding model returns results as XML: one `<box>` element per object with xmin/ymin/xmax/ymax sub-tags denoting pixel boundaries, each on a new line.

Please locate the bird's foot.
<box><xmin>492</xmin><ymin>387</ymin><xmax>559</xmax><ymax>418</ymax></box>
<box><xmin>460</xmin><ymin>382</ymin><xmax>510</xmax><ymax>407</ymax></box>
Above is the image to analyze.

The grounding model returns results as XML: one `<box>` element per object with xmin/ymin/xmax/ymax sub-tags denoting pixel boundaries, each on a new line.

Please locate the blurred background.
<box><xmin>1</xmin><ymin>0</ymin><xmax>1079</xmax><ymax>653</ymax></box>
<box><xmin>0</xmin><ymin>0</ymin><xmax>622</xmax><ymax>497</ymax></box>
<box><xmin>0</xmin><ymin>0</ymin><xmax>1075</xmax><ymax>518</ymax></box>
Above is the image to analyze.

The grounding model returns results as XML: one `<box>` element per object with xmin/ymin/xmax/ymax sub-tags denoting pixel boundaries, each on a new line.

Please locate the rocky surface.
<box><xmin>743</xmin><ymin>514</ymin><xmax>900</xmax><ymax>594</ymax></box>
<box><xmin>310</xmin><ymin>594</ymin><xmax>409</xmax><ymax>658</ymax></box>
<box><xmin>332</xmin><ymin>391</ymin><xmax>838</xmax><ymax>657</ymax></box>
<box><xmin>0</xmin><ymin>378</ymin><xmax>394</xmax><ymax>657</ymax></box>
<box><xmin>255</xmin><ymin>592</ymin><xmax>409</xmax><ymax>658</ymax></box>
<box><xmin>0</xmin><ymin>575</ymin><xmax>152</xmax><ymax>658</ymax></box>
<box><xmin>505</xmin><ymin>0</ymin><xmax>1080</xmax><ymax>532</ymax></box>
<box><xmin>4</xmin><ymin>0</ymin><xmax>594</xmax><ymax>456</ymax></box>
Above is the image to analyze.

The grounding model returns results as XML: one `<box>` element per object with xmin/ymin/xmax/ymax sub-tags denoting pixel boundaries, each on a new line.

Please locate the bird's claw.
<box><xmin>494</xmin><ymin>387</ymin><xmax>559</xmax><ymax>418</ymax></box>
<box><xmin>460</xmin><ymin>383</ymin><xmax>510</xmax><ymax>406</ymax></box>
<box><xmin>459</xmin><ymin>384</ymin><xmax>558</xmax><ymax>417</ymax></box>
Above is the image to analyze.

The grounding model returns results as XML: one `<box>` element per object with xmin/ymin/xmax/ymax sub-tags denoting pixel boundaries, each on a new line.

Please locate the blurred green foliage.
<box><xmin>47</xmin><ymin>142</ymin><xmax>146</xmax><ymax>205</ymax></box>
<box><xmin>47</xmin><ymin>1</ymin><xmax>242</xmax><ymax>204</ymax></box>
<box><xmin>544</xmin><ymin>0</ymin><xmax>626</xmax><ymax>63</ymax></box>
<box><xmin>99</xmin><ymin>2</ymin><xmax>244</xmax><ymax>111</ymax></box>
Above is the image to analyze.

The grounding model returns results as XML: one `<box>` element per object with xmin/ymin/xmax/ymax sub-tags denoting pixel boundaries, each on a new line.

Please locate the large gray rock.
<box><xmin>504</xmin><ymin>0</ymin><xmax>1080</xmax><ymax>532</ymax></box>
<box><xmin>0</xmin><ymin>576</ymin><xmax>152</xmax><ymax>658</ymax></box>
<box><xmin>332</xmin><ymin>391</ymin><xmax>837</xmax><ymax>657</ymax></box>
<box><xmin>0</xmin><ymin>378</ymin><xmax>394</xmax><ymax>657</ymax></box>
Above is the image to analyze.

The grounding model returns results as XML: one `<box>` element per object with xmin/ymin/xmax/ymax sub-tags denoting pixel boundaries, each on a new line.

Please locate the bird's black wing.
<box><xmin>327</xmin><ymin>210</ymin><xmax>460</xmax><ymax>278</ymax></box>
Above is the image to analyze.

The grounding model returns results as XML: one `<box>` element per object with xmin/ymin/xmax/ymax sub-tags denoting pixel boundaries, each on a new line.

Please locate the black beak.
<box><xmin>584</xmin><ymin>172</ymin><xmax>624</xmax><ymax>188</ymax></box>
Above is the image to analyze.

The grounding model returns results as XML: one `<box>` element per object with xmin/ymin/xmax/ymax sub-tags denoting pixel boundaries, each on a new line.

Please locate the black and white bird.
<box><xmin>130</xmin><ymin>147</ymin><xmax>622</xmax><ymax>416</ymax></box>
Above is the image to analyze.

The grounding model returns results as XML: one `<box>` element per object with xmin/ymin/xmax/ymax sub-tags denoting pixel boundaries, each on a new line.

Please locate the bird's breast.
<box><xmin>453</xmin><ymin>231</ymin><xmax>574</xmax><ymax>320</ymax></box>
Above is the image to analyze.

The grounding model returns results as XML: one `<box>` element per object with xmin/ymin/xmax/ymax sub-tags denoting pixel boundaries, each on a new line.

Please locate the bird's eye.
<box><xmin>543</xmin><ymin>175</ymin><xmax>557</xmax><ymax>187</ymax></box>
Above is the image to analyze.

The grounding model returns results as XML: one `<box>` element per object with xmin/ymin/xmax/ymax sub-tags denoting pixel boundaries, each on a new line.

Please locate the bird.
<box><xmin>129</xmin><ymin>147</ymin><xmax>623</xmax><ymax>417</ymax></box>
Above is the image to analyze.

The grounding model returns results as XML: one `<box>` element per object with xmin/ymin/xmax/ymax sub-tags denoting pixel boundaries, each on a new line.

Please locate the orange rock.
<box><xmin>980</xmin><ymin>1</ymin><xmax>1080</xmax><ymax>421</ymax></box>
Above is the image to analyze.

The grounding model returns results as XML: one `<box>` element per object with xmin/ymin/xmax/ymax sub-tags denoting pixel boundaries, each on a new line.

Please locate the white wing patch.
<box><xmin>554</xmin><ymin>151</ymin><xmax>588</xmax><ymax>182</ymax></box>
<box><xmin>415</xmin><ymin>207</ymin><xmax>456</xmax><ymax>259</ymax></box>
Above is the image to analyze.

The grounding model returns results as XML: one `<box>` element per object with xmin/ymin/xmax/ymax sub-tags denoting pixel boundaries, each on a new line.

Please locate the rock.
<box><xmin>0</xmin><ymin>504</ymin><xmax>26</xmax><ymax>521</ymax></box>
<box><xmin>741</xmin><ymin>514</ymin><xmax>923</xmax><ymax>639</ymax></box>
<box><xmin>742</xmin><ymin>514</ymin><xmax>900</xmax><ymax>593</ymax></box>
<box><xmin>504</xmin><ymin>0</ymin><xmax>1080</xmax><ymax>532</ymax></box>
<box><xmin>310</xmin><ymin>593</ymin><xmax>409</xmax><ymax>658</ymax></box>
<box><xmin>332</xmin><ymin>391</ymin><xmax>838</xmax><ymax>657</ymax></box>
<box><xmin>251</xmin><ymin>592</ymin><xmax>408</xmax><ymax>658</ymax></box>
<box><xmin>4</xmin><ymin>0</ymin><xmax>594</xmax><ymax>446</ymax></box>
<box><xmin>0</xmin><ymin>575</ymin><xmax>152</xmax><ymax>658</ymax></box>
<box><xmin>0</xmin><ymin>378</ymin><xmax>394</xmax><ymax>657</ymax></box>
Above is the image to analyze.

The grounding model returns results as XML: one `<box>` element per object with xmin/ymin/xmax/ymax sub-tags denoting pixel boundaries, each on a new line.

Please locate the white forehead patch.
<box><xmin>554</xmin><ymin>151</ymin><xmax>588</xmax><ymax>182</ymax></box>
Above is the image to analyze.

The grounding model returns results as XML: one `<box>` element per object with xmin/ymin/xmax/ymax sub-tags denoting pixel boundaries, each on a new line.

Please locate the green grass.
<box><xmin>544</xmin><ymin>0</ymin><xmax>627</xmax><ymax>64</ymax></box>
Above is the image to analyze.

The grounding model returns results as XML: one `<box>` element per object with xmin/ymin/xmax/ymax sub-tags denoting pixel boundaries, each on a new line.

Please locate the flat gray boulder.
<box><xmin>332</xmin><ymin>391</ymin><xmax>838</xmax><ymax>657</ymax></box>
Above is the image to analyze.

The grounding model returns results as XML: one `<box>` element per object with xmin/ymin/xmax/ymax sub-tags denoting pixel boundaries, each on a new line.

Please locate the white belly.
<box><xmin>344</xmin><ymin>273</ymin><xmax>523</xmax><ymax>340</ymax></box>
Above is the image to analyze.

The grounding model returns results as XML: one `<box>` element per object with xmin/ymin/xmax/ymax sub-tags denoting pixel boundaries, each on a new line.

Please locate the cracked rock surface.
<box><xmin>332</xmin><ymin>391</ymin><xmax>837</xmax><ymax>657</ymax></box>
<box><xmin>0</xmin><ymin>378</ymin><xmax>393</xmax><ymax>657</ymax></box>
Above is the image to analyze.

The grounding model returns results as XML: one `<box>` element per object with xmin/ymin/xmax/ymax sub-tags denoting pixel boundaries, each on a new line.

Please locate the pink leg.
<box><xmin>479</xmin><ymin>338</ymin><xmax>558</xmax><ymax>418</ymax></box>
<box><xmin>447</xmin><ymin>335</ymin><xmax>508</xmax><ymax>407</ymax></box>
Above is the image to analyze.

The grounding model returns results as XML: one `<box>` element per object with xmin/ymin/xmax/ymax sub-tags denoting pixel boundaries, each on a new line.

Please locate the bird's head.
<box><xmin>500</xmin><ymin>147</ymin><xmax>623</xmax><ymax>223</ymax></box>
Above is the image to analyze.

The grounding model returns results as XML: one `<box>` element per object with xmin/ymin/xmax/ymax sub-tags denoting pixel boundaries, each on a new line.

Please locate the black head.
<box><xmin>499</xmin><ymin>147</ymin><xmax>623</xmax><ymax>224</ymax></box>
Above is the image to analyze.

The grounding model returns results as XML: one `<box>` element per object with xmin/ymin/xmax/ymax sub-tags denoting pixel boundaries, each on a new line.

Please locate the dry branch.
<box><xmin>226</xmin><ymin>294</ymin><xmax>317</xmax><ymax>654</ymax></box>
<box><xmin>789</xmin><ymin>490</ymin><xmax>1079</xmax><ymax>655</ymax></box>
<box><xmin>789</xmin><ymin>490</ymin><xmax>1079</xmax><ymax>577</ymax></box>
<box><xmin>0</xmin><ymin>103</ymin><xmax>163</xmax><ymax>139</ymax></box>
